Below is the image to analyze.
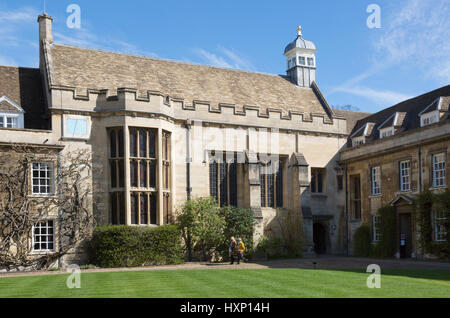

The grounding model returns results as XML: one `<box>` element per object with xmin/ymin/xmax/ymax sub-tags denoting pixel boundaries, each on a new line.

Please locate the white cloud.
<box><xmin>193</xmin><ymin>47</ymin><xmax>254</xmax><ymax>70</ymax></box>
<box><xmin>329</xmin><ymin>0</ymin><xmax>450</xmax><ymax>106</ymax></box>
<box><xmin>54</xmin><ymin>26</ymin><xmax>158</xmax><ymax>58</ymax></box>
<box><xmin>375</xmin><ymin>0</ymin><xmax>450</xmax><ymax>83</ymax></box>
<box><xmin>0</xmin><ymin>7</ymin><xmax>38</xmax><ymax>22</ymax></box>
<box><xmin>336</xmin><ymin>86</ymin><xmax>412</xmax><ymax>106</ymax></box>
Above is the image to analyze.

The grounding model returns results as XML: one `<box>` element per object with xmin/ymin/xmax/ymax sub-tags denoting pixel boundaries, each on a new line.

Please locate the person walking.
<box><xmin>237</xmin><ymin>237</ymin><xmax>247</xmax><ymax>264</ymax></box>
<box><xmin>229</xmin><ymin>236</ymin><xmax>237</xmax><ymax>265</ymax></box>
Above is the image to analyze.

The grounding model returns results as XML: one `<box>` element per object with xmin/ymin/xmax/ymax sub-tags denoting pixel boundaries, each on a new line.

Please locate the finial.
<box><xmin>297</xmin><ymin>26</ymin><xmax>302</xmax><ymax>37</ymax></box>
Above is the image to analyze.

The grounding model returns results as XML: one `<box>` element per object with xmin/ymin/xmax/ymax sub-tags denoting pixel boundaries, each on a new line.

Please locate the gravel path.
<box><xmin>1</xmin><ymin>255</ymin><xmax>449</xmax><ymax>278</ymax></box>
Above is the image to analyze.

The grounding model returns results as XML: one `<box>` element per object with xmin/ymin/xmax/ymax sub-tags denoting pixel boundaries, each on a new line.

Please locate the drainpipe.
<box><xmin>345</xmin><ymin>164</ymin><xmax>349</xmax><ymax>256</ymax></box>
<box><xmin>185</xmin><ymin>119</ymin><xmax>192</xmax><ymax>200</ymax></box>
<box><xmin>418</xmin><ymin>146</ymin><xmax>422</xmax><ymax>193</ymax></box>
<box><xmin>57</xmin><ymin>151</ymin><xmax>63</xmax><ymax>268</ymax></box>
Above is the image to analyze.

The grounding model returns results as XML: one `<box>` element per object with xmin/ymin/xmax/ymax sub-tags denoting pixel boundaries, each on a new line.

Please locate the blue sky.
<box><xmin>0</xmin><ymin>0</ymin><xmax>448</xmax><ymax>113</ymax></box>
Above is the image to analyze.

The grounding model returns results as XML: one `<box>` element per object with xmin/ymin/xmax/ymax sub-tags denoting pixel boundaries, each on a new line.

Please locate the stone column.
<box><xmin>291</xmin><ymin>152</ymin><xmax>314</xmax><ymax>255</ymax></box>
<box><xmin>247</xmin><ymin>151</ymin><xmax>263</xmax><ymax>243</ymax></box>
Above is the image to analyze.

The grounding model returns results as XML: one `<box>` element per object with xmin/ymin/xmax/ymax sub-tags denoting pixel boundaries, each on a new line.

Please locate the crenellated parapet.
<box><xmin>49</xmin><ymin>85</ymin><xmax>349</xmax><ymax>136</ymax></box>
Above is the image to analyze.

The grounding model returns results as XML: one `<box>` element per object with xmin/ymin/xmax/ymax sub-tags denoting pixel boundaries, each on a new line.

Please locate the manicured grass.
<box><xmin>0</xmin><ymin>268</ymin><xmax>449</xmax><ymax>298</ymax></box>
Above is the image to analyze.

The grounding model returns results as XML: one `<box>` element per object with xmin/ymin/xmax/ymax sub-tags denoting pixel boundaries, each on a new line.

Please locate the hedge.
<box><xmin>88</xmin><ymin>225</ymin><xmax>184</xmax><ymax>268</ymax></box>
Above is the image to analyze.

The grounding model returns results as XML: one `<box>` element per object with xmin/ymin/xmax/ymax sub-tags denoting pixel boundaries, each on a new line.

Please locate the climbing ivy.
<box><xmin>414</xmin><ymin>189</ymin><xmax>450</xmax><ymax>259</ymax></box>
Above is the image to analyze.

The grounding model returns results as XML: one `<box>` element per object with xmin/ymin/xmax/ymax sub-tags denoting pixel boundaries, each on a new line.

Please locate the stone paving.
<box><xmin>1</xmin><ymin>255</ymin><xmax>449</xmax><ymax>278</ymax></box>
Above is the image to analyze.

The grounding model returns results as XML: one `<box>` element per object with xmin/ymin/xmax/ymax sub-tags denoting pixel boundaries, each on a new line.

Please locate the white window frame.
<box><xmin>0</xmin><ymin>112</ymin><xmax>23</xmax><ymax>129</ymax></box>
<box><xmin>32</xmin><ymin>220</ymin><xmax>55</xmax><ymax>252</ymax></box>
<box><xmin>432</xmin><ymin>153</ymin><xmax>446</xmax><ymax>188</ymax></box>
<box><xmin>31</xmin><ymin>162</ymin><xmax>54</xmax><ymax>196</ymax></box>
<box><xmin>371</xmin><ymin>166</ymin><xmax>381</xmax><ymax>195</ymax></box>
<box><xmin>379</xmin><ymin>126</ymin><xmax>394</xmax><ymax>139</ymax></box>
<box><xmin>433</xmin><ymin>209</ymin><xmax>447</xmax><ymax>242</ymax></box>
<box><xmin>307</xmin><ymin>57</ymin><xmax>314</xmax><ymax>66</ymax></box>
<box><xmin>298</xmin><ymin>56</ymin><xmax>305</xmax><ymax>65</ymax></box>
<box><xmin>352</xmin><ymin>136</ymin><xmax>365</xmax><ymax>147</ymax></box>
<box><xmin>399</xmin><ymin>160</ymin><xmax>411</xmax><ymax>192</ymax></box>
<box><xmin>63</xmin><ymin>114</ymin><xmax>91</xmax><ymax>140</ymax></box>
<box><xmin>372</xmin><ymin>216</ymin><xmax>381</xmax><ymax>242</ymax></box>
<box><xmin>420</xmin><ymin>110</ymin><xmax>439</xmax><ymax>127</ymax></box>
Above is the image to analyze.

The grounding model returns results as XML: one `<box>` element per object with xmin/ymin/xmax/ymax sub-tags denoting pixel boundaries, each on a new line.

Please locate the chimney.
<box><xmin>37</xmin><ymin>14</ymin><xmax>53</xmax><ymax>76</ymax></box>
<box><xmin>38</xmin><ymin>14</ymin><xmax>53</xmax><ymax>44</ymax></box>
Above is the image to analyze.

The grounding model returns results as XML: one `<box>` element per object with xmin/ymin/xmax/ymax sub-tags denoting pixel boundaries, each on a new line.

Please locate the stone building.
<box><xmin>0</xmin><ymin>14</ymin><xmax>371</xmax><ymax>264</ymax></box>
<box><xmin>340</xmin><ymin>85</ymin><xmax>450</xmax><ymax>258</ymax></box>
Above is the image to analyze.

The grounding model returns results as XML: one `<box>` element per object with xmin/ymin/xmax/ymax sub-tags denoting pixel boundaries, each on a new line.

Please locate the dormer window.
<box><xmin>350</xmin><ymin>122</ymin><xmax>374</xmax><ymax>147</ymax></box>
<box><xmin>352</xmin><ymin>137</ymin><xmax>365</xmax><ymax>147</ymax></box>
<box><xmin>307</xmin><ymin>57</ymin><xmax>314</xmax><ymax>66</ymax></box>
<box><xmin>0</xmin><ymin>96</ymin><xmax>25</xmax><ymax>129</ymax></box>
<box><xmin>298</xmin><ymin>56</ymin><xmax>305</xmax><ymax>65</ymax></box>
<box><xmin>380</xmin><ymin>127</ymin><xmax>394</xmax><ymax>139</ymax></box>
<box><xmin>420</xmin><ymin>110</ymin><xmax>439</xmax><ymax>127</ymax></box>
<box><xmin>419</xmin><ymin>97</ymin><xmax>448</xmax><ymax>127</ymax></box>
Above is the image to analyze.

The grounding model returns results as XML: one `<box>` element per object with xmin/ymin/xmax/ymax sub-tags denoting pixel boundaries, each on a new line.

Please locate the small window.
<box><xmin>33</xmin><ymin>220</ymin><xmax>54</xmax><ymax>252</ymax></box>
<box><xmin>371</xmin><ymin>166</ymin><xmax>381</xmax><ymax>195</ymax></box>
<box><xmin>420</xmin><ymin>112</ymin><xmax>439</xmax><ymax>127</ymax></box>
<box><xmin>298</xmin><ymin>56</ymin><xmax>305</xmax><ymax>65</ymax></box>
<box><xmin>434</xmin><ymin>209</ymin><xmax>447</xmax><ymax>242</ymax></box>
<box><xmin>307</xmin><ymin>57</ymin><xmax>314</xmax><ymax>66</ymax></box>
<box><xmin>311</xmin><ymin>168</ymin><xmax>326</xmax><ymax>193</ymax></box>
<box><xmin>0</xmin><ymin>115</ymin><xmax>19</xmax><ymax>128</ymax></box>
<box><xmin>32</xmin><ymin>162</ymin><xmax>53</xmax><ymax>195</ymax></box>
<box><xmin>432</xmin><ymin>153</ymin><xmax>446</xmax><ymax>188</ymax></box>
<box><xmin>399</xmin><ymin>160</ymin><xmax>411</xmax><ymax>192</ymax></box>
<box><xmin>63</xmin><ymin>115</ymin><xmax>91</xmax><ymax>139</ymax></box>
<box><xmin>380</xmin><ymin>127</ymin><xmax>394</xmax><ymax>139</ymax></box>
<box><xmin>372</xmin><ymin>216</ymin><xmax>381</xmax><ymax>242</ymax></box>
<box><xmin>352</xmin><ymin>137</ymin><xmax>365</xmax><ymax>147</ymax></box>
<box><xmin>6</xmin><ymin>117</ymin><xmax>18</xmax><ymax>128</ymax></box>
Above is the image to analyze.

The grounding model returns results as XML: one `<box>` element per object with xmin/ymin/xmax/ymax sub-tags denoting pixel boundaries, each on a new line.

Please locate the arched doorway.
<box><xmin>313</xmin><ymin>222</ymin><xmax>327</xmax><ymax>254</ymax></box>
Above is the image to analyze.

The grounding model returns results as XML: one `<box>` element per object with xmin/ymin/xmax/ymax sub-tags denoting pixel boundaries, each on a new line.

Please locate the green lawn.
<box><xmin>1</xmin><ymin>268</ymin><xmax>449</xmax><ymax>298</ymax></box>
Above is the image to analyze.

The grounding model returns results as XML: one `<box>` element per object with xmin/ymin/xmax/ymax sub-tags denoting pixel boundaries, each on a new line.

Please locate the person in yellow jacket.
<box><xmin>237</xmin><ymin>237</ymin><xmax>248</xmax><ymax>264</ymax></box>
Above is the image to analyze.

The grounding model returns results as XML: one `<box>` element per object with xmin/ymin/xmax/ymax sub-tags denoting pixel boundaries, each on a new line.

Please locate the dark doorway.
<box><xmin>313</xmin><ymin>223</ymin><xmax>327</xmax><ymax>254</ymax></box>
<box><xmin>399</xmin><ymin>214</ymin><xmax>412</xmax><ymax>258</ymax></box>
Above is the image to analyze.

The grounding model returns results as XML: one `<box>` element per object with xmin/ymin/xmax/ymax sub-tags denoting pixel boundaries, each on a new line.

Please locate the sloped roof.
<box><xmin>48</xmin><ymin>43</ymin><xmax>332</xmax><ymax>117</ymax></box>
<box><xmin>0</xmin><ymin>99</ymin><xmax>21</xmax><ymax>113</ymax></box>
<box><xmin>332</xmin><ymin>109</ymin><xmax>372</xmax><ymax>133</ymax></box>
<box><xmin>348</xmin><ymin>85</ymin><xmax>450</xmax><ymax>143</ymax></box>
<box><xmin>0</xmin><ymin>66</ymin><xmax>48</xmax><ymax>129</ymax></box>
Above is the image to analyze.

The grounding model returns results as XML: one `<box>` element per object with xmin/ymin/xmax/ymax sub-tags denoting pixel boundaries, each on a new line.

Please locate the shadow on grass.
<box><xmin>245</xmin><ymin>256</ymin><xmax>450</xmax><ymax>282</ymax></box>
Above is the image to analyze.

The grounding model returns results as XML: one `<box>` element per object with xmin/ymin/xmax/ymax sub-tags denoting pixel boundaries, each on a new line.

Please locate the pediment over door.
<box><xmin>389</xmin><ymin>194</ymin><xmax>415</xmax><ymax>207</ymax></box>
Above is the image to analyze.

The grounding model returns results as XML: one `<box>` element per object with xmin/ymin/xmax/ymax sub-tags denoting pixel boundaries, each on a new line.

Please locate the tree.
<box><xmin>176</xmin><ymin>197</ymin><xmax>225</xmax><ymax>261</ymax></box>
<box><xmin>219</xmin><ymin>206</ymin><xmax>255</xmax><ymax>260</ymax></box>
<box><xmin>0</xmin><ymin>146</ymin><xmax>97</xmax><ymax>270</ymax></box>
<box><xmin>332</xmin><ymin>104</ymin><xmax>361</xmax><ymax>112</ymax></box>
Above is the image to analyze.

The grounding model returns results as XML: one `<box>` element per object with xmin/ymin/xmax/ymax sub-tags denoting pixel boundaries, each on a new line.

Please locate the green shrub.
<box><xmin>353</xmin><ymin>225</ymin><xmax>371</xmax><ymax>257</ymax></box>
<box><xmin>88</xmin><ymin>225</ymin><xmax>183</xmax><ymax>268</ymax></box>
